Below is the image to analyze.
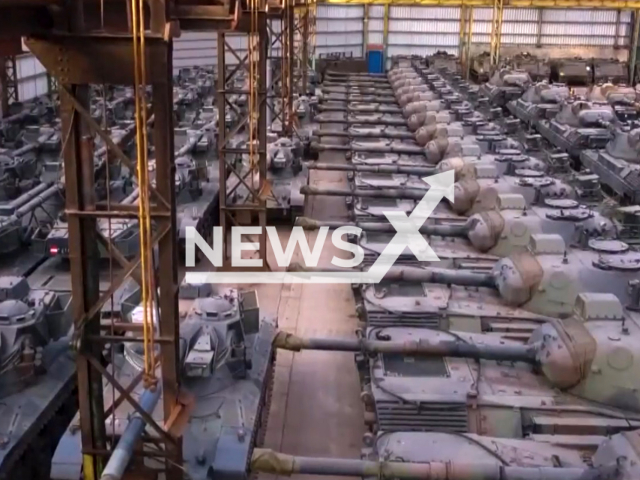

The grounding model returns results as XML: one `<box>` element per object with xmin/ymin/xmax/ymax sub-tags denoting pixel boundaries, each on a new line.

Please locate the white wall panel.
<box><xmin>369</xmin><ymin>5</ymin><xmax>385</xmax><ymax>18</ymax></box>
<box><xmin>316</xmin><ymin>4</ymin><xmax>364</xmax><ymax>58</ymax></box>
<box><xmin>14</xmin><ymin>54</ymin><xmax>48</xmax><ymax>102</ymax></box>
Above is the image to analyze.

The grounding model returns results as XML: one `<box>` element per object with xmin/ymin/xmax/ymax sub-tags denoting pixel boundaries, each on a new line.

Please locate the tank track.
<box><xmin>0</xmin><ymin>382</ymin><xmax>78</xmax><ymax>480</ymax></box>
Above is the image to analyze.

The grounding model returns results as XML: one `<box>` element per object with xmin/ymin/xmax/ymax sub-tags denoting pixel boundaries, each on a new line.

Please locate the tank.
<box><xmin>50</xmin><ymin>289</ymin><xmax>277</xmax><ymax>480</ymax></box>
<box><xmin>0</xmin><ymin>181</ymin><xmax>64</xmax><ymax>257</ymax></box>
<box><xmin>297</xmin><ymin>191</ymin><xmax>615</xmax><ymax>265</ymax></box>
<box><xmin>45</xmin><ymin>124</ymin><xmax>219</xmax><ymax>259</ymax></box>
<box><xmin>580</xmin><ymin>127</ymin><xmax>640</xmax><ymax>203</ymax></box>
<box><xmin>294</xmin><ymin>230</ymin><xmax>637</xmax><ymax>324</ymax></box>
<box><xmin>507</xmin><ymin>82</ymin><xmax>570</xmax><ymax>124</ymax></box>
<box><xmin>587</xmin><ymin>84</ymin><xmax>638</xmax><ymax>122</ymax></box>
<box><xmin>249</xmin><ymin>428</ymin><xmax>640</xmax><ymax>480</ymax></box>
<box><xmin>535</xmin><ymin>100</ymin><xmax>615</xmax><ymax>158</ymax></box>
<box><xmin>301</xmin><ymin>162</ymin><xmax>576</xmax><ymax>223</ymax></box>
<box><xmin>227</xmin><ymin>135</ymin><xmax>308</xmax><ymax>222</ymax></box>
<box><xmin>0</xmin><ymin>276</ymin><xmax>74</xmax><ymax>480</ymax></box>
<box><xmin>273</xmin><ymin>292</ymin><xmax>640</xmax><ymax>438</ymax></box>
<box><xmin>477</xmin><ymin>68</ymin><xmax>532</xmax><ymax>108</ymax></box>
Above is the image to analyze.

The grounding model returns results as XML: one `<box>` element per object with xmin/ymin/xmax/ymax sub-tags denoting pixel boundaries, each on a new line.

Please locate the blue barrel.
<box><xmin>367</xmin><ymin>50</ymin><xmax>384</xmax><ymax>74</ymax></box>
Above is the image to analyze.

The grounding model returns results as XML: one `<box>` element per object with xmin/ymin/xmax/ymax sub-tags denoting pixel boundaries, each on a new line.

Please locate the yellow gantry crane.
<box><xmin>489</xmin><ymin>0</ymin><xmax>504</xmax><ymax>68</ymax></box>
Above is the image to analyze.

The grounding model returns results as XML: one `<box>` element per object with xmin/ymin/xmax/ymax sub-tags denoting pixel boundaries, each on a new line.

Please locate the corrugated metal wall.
<box><xmin>367</xmin><ymin>5</ymin><xmax>385</xmax><ymax>46</ymax></box>
<box><xmin>316</xmin><ymin>4</ymin><xmax>364</xmax><ymax>58</ymax></box>
<box><xmin>385</xmin><ymin>6</ymin><xmax>632</xmax><ymax>59</ymax></box>
<box><xmin>8</xmin><ymin>6</ymin><xmax>636</xmax><ymax>102</ymax></box>
<box><xmin>387</xmin><ymin>6</ymin><xmax>461</xmax><ymax>57</ymax></box>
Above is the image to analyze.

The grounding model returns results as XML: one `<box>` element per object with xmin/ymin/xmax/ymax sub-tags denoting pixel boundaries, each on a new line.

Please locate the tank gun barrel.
<box><xmin>100</xmin><ymin>386</ymin><xmax>161</xmax><ymax>480</ymax></box>
<box><xmin>273</xmin><ymin>331</ymin><xmax>537</xmax><ymax>362</ymax></box>
<box><xmin>311</xmin><ymin>141</ymin><xmax>423</xmax><ymax>155</ymax></box>
<box><xmin>11</xmin><ymin>130</ymin><xmax>56</xmax><ymax>157</ymax></box>
<box><xmin>0</xmin><ymin>183</ymin><xmax>61</xmax><ymax>229</ymax></box>
<box><xmin>288</xmin><ymin>264</ymin><xmax>496</xmax><ymax>288</ymax></box>
<box><xmin>295</xmin><ymin>217</ymin><xmax>472</xmax><ymax>238</ymax></box>
<box><xmin>301</xmin><ymin>185</ymin><xmax>427</xmax><ymax>200</ymax></box>
<box><xmin>314</xmin><ymin>117</ymin><xmax>406</xmax><ymax>126</ymax></box>
<box><xmin>311</xmin><ymin>129</ymin><xmax>412</xmax><ymax>140</ymax></box>
<box><xmin>320</xmin><ymin>95</ymin><xmax>398</xmax><ymax>104</ymax></box>
<box><xmin>176</xmin><ymin>130</ymin><xmax>204</xmax><ymax>157</ymax></box>
<box><xmin>95</xmin><ymin>107</ymin><xmax>154</xmax><ymax>159</ymax></box>
<box><xmin>306</xmin><ymin>162</ymin><xmax>435</xmax><ymax>175</ymax></box>
<box><xmin>250</xmin><ymin>449</ymin><xmax>596</xmax><ymax>480</ymax></box>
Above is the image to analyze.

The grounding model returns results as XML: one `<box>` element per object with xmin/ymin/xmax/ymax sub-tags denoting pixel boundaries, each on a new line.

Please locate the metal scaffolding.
<box><xmin>217</xmin><ymin>8</ymin><xmax>269</xmax><ymax>269</ymax></box>
<box><xmin>458</xmin><ymin>5</ymin><xmax>474</xmax><ymax>80</ymax></box>
<box><xmin>0</xmin><ymin>0</ymin><xmax>287</xmax><ymax>478</ymax></box>
<box><xmin>489</xmin><ymin>0</ymin><xmax>505</xmax><ymax>68</ymax></box>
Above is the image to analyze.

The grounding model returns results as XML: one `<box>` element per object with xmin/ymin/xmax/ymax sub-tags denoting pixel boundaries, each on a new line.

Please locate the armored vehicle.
<box><xmin>470</xmin><ymin>52</ymin><xmax>492</xmax><ymax>83</ymax></box>
<box><xmin>587</xmin><ymin>84</ymin><xmax>638</xmax><ymax>122</ymax></box>
<box><xmin>0</xmin><ymin>276</ymin><xmax>73</xmax><ymax>480</ymax></box>
<box><xmin>51</xmin><ymin>290</ymin><xmax>277</xmax><ymax>480</ymax></box>
<box><xmin>45</xmin><ymin>124</ymin><xmax>219</xmax><ymax>259</ymax></box>
<box><xmin>536</xmin><ymin>100</ymin><xmax>615</xmax><ymax>159</ymax></box>
<box><xmin>511</xmin><ymin>53</ymin><xmax>551</xmax><ymax>82</ymax></box>
<box><xmin>227</xmin><ymin>135</ymin><xmax>308</xmax><ymax>221</ymax></box>
<box><xmin>297</xmin><ymin>189</ymin><xmax>615</xmax><ymax>267</ymax></box>
<box><xmin>593</xmin><ymin>58</ymin><xmax>629</xmax><ymax>85</ymax></box>
<box><xmin>507</xmin><ymin>83</ymin><xmax>570</xmax><ymax>125</ymax></box>
<box><xmin>273</xmin><ymin>291</ymin><xmax>640</xmax><ymax>441</ymax></box>
<box><xmin>426</xmin><ymin>51</ymin><xmax>458</xmax><ymax>73</ymax></box>
<box><xmin>550</xmin><ymin>57</ymin><xmax>592</xmax><ymax>85</ymax></box>
<box><xmin>294</xmin><ymin>231</ymin><xmax>638</xmax><ymax>330</ymax></box>
<box><xmin>249</xmin><ymin>429</ymin><xmax>640</xmax><ymax>480</ymax></box>
<box><xmin>580</xmin><ymin>126</ymin><xmax>640</xmax><ymax>203</ymax></box>
<box><xmin>0</xmin><ymin>181</ymin><xmax>64</xmax><ymax>258</ymax></box>
<box><xmin>477</xmin><ymin>69</ymin><xmax>531</xmax><ymax>108</ymax></box>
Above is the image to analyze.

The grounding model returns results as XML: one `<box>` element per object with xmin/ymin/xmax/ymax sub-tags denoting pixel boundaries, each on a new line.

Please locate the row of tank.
<box><xmin>9</xmin><ymin>60</ymin><xmax>640</xmax><ymax>480</ymax></box>
<box><xmin>242</xmin><ymin>60</ymin><xmax>640</xmax><ymax>478</ymax></box>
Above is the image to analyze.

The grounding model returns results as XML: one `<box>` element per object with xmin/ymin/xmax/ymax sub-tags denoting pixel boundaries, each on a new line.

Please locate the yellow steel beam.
<box><xmin>490</xmin><ymin>0</ymin><xmax>504</xmax><ymax>66</ymax></box>
<box><xmin>322</xmin><ymin>0</ymin><xmax>640</xmax><ymax>9</ymax></box>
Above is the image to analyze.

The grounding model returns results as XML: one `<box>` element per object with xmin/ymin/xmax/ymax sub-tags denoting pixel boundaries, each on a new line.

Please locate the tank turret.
<box><xmin>536</xmin><ymin>100</ymin><xmax>615</xmax><ymax>156</ymax></box>
<box><xmin>554</xmin><ymin>101</ymin><xmax>616</xmax><ymax>128</ymax></box>
<box><xmin>580</xmin><ymin>127</ymin><xmax>640</xmax><ymax>203</ymax></box>
<box><xmin>228</xmin><ymin>134</ymin><xmax>309</xmax><ymax>220</ymax></box>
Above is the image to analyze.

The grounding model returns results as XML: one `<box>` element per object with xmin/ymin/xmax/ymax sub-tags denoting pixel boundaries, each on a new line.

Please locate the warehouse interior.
<box><xmin>1</xmin><ymin>1</ymin><xmax>640</xmax><ymax>480</ymax></box>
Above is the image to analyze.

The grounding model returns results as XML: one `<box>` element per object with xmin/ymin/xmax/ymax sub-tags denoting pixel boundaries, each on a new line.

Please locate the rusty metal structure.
<box><xmin>0</xmin><ymin>0</ymin><xmax>314</xmax><ymax>479</ymax></box>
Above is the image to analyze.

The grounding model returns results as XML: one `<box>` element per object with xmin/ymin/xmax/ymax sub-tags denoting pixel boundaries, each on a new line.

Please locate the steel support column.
<box><xmin>458</xmin><ymin>6</ymin><xmax>474</xmax><ymax>79</ymax></box>
<box><xmin>217</xmin><ymin>10</ymin><xmax>269</xmax><ymax>268</ymax></box>
<box><xmin>489</xmin><ymin>0</ymin><xmax>504</xmax><ymax>68</ymax></box>
<box><xmin>0</xmin><ymin>56</ymin><xmax>17</xmax><ymax>115</ymax></box>
<box><xmin>630</xmin><ymin>10</ymin><xmax>640</xmax><ymax>84</ymax></box>
<box><xmin>301</xmin><ymin>3</ymin><xmax>310</xmax><ymax>94</ymax></box>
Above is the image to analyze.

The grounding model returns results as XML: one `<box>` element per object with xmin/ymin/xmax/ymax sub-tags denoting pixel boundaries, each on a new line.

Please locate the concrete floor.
<box><xmin>252</xmin><ymin>151</ymin><xmax>366</xmax><ymax>480</ymax></box>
